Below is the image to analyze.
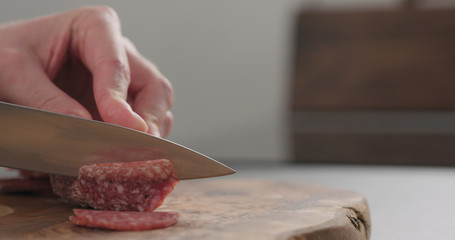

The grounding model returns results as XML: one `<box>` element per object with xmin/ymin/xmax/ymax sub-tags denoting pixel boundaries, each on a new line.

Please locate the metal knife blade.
<box><xmin>0</xmin><ymin>101</ymin><xmax>235</xmax><ymax>180</ymax></box>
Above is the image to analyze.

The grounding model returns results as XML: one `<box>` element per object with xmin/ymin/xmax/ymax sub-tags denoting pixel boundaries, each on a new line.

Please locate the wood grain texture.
<box><xmin>0</xmin><ymin>204</ymin><xmax>13</xmax><ymax>217</ymax></box>
<box><xmin>0</xmin><ymin>179</ymin><xmax>370</xmax><ymax>240</ymax></box>
<box><xmin>292</xmin><ymin>8</ymin><xmax>455</xmax><ymax>110</ymax></box>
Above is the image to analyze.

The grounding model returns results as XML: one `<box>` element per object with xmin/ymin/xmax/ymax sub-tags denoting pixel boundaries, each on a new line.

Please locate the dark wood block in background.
<box><xmin>291</xmin><ymin>6</ymin><xmax>455</xmax><ymax>165</ymax></box>
<box><xmin>292</xmin><ymin>7</ymin><xmax>455</xmax><ymax>110</ymax></box>
<box><xmin>293</xmin><ymin>133</ymin><xmax>455</xmax><ymax>166</ymax></box>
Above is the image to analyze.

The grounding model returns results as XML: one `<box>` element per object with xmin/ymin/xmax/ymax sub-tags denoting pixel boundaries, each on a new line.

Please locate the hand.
<box><xmin>0</xmin><ymin>6</ymin><xmax>173</xmax><ymax>137</ymax></box>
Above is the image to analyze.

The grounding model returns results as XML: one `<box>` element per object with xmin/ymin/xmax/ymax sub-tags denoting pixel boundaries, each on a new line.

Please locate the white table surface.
<box><xmin>1</xmin><ymin>163</ymin><xmax>454</xmax><ymax>240</ymax></box>
<box><xmin>223</xmin><ymin>162</ymin><xmax>455</xmax><ymax>240</ymax></box>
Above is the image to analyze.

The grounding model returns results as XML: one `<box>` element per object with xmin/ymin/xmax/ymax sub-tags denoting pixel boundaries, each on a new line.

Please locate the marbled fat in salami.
<box><xmin>70</xmin><ymin>209</ymin><xmax>179</xmax><ymax>231</ymax></box>
<box><xmin>50</xmin><ymin>159</ymin><xmax>179</xmax><ymax>212</ymax></box>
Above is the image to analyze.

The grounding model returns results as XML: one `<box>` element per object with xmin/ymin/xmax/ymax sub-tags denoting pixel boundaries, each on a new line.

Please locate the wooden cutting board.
<box><xmin>0</xmin><ymin>179</ymin><xmax>370</xmax><ymax>240</ymax></box>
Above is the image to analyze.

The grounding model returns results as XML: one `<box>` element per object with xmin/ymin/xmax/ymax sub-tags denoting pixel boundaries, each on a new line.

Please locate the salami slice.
<box><xmin>50</xmin><ymin>159</ymin><xmax>179</xmax><ymax>212</ymax></box>
<box><xmin>70</xmin><ymin>209</ymin><xmax>179</xmax><ymax>231</ymax></box>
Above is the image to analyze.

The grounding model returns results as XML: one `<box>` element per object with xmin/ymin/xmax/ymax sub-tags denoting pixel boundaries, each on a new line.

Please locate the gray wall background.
<box><xmin>0</xmin><ymin>0</ymin><xmax>419</xmax><ymax>162</ymax></box>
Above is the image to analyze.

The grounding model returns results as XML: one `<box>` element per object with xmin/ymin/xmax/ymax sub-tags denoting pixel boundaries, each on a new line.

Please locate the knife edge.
<box><xmin>0</xmin><ymin>101</ymin><xmax>235</xmax><ymax>179</ymax></box>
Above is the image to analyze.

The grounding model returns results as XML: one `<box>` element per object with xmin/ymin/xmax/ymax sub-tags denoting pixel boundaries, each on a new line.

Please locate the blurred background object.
<box><xmin>291</xmin><ymin>0</ymin><xmax>455</xmax><ymax>165</ymax></box>
<box><xmin>2</xmin><ymin>0</ymin><xmax>455</xmax><ymax>164</ymax></box>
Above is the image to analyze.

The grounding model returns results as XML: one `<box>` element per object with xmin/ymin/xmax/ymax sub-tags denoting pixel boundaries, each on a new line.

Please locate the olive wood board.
<box><xmin>0</xmin><ymin>179</ymin><xmax>370</xmax><ymax>240</ymax></box>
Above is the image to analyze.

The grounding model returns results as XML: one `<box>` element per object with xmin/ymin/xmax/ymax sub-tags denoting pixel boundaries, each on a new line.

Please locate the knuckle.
<box><xmin>158</xmin><ymin>77</ymin><xmax>174</xmax><ymax>109</ymax></box>
<box><xmin>79</xmin><ymin>5</ymin><xmax>120</xmax><ymax>26</ymax></box>
<box><xmin>165</xmin><ymin>111</ymin><xmax>174</xmax><ymax>126</ymax></box>
<box><xmin>104</xmin><ymin>58</ymin><xmax>129</xmax><ymax>73</ymax></box>
<box><xmin>95</xmin><ymin>58</ymin><xmax>131</xmax><ymax>97</ymax></box>
<box><xmin>108</xmin><ymin>58</ymin><xmax>131</xmax><ymax>84</ymax></box>
<box><xmin>81</xmin><ymin>5</ymin><xmax>118</xmax><ymax>18</ymax></box>
<box><xmin>161</xmin><ymin>111</ymin><xmax>173</xmax><ymax>137</ymax></box>
<box><xmin>95</xmin><ymin>5</ymin><xmax>119</xmax><ymax>18</ymax></box>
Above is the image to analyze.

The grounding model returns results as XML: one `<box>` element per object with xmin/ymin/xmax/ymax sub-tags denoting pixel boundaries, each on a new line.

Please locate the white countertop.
<box><xmin>224</xmin><ymin>162</ymin><xmax>455</xmax><ymax>240</ymax></box>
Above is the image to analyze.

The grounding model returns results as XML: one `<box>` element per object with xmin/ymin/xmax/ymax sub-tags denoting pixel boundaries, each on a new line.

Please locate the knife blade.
<box><xmin>0</xmin><ymin>101</ymin><xmax>235</xmax><ymax>180</ymax></box>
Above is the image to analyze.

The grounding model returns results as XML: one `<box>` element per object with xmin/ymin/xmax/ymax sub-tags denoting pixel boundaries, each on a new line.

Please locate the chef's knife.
<box><xmin>0</xmin><ymin>101</ymin><xmax>235</xmax><ymax>180</ymax></box>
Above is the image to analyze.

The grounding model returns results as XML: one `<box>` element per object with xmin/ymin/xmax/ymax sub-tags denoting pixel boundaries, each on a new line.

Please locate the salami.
<box><xmin>70</xmin><ymin>209</ymin><xmax>179</xmax><ymax>231</ymax></box>
<box><xmin>1</xmin><ymin>159</ymin><xmax>180</xmax><ymax>231</ymax></box>
<box><xmin>0</xmin><ymin>159</ymin><xmax>181</xmax><ymax>230</ymax></box>
<box><xmin>50</xmin><ymin>159</ymin><xmax>179</xmax><ymax>212</ymax></box>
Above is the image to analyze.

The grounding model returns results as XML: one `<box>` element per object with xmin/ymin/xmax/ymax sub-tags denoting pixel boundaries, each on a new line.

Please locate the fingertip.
<box><xmin>65</xmin><ymin>108</ymin><xmax>93</xmax><ymax>120</ymax></box>
<box><xmin>155</xmin><ymin>111</ymin><xmax>173</xmax><ymax>138</ymax></box>
<box><xmin>99</xmin><ymin>95</ymin><xmax>148</xmax><ymax>132</ymax></box>
<box><xmin>146</xmin><ymin>121</ymin><xmax>161</xmax><ymax>137</ymax></box>
<box><xmin>130</xmin><ymin>110</ymin><xmax>149</xmax><ymax>133</ymax></box>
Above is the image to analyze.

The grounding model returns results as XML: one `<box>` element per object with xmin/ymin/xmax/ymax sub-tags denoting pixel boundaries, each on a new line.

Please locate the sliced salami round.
<box><xmin>50</xmin><ymin>159</ymin><xmax>179</xmax><ymax>212</ymax></box>
<box><xmin>70</xmin><ymin>209</ymin><xmax>179</xmax><ymax>231</ymax></box>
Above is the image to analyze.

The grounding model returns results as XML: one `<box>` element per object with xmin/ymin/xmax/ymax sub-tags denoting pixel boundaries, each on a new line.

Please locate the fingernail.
<box><xmin>112</xmin><ymin>97</ymin><xmax>148</xmax><ymax>133</ymax></box>
<box><xmin>147</xmin><ymin>121</ymin><xmax>161</xmax><ymax>137</ymax></box>
<box><xmin>131</xmin><ymin>111</ymin><xmax>148</xmax><ymax>133</ymax></box>
<box><xmin>66</xmin><ymin>110</ymin><xmax>91</xmax><ymax>120</ymax></box>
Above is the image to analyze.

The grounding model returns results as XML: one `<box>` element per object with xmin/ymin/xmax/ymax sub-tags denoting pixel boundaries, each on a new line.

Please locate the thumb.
<box><xmin>0</xmin><ymin>54</ymin><xmax>92</xmax><ymax>118</ymax></box>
